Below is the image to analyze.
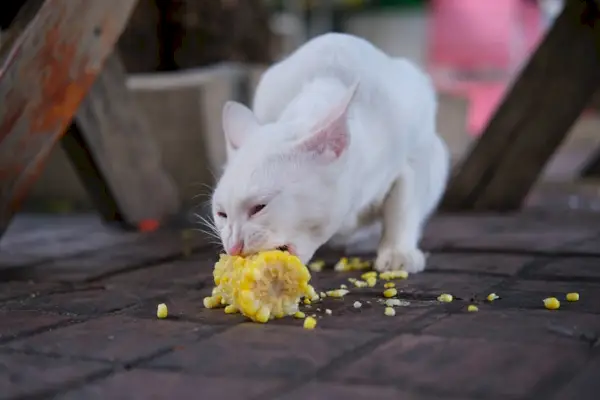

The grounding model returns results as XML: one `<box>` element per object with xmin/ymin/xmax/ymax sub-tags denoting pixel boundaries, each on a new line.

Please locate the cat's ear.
<box><xmin>294</xmin><ymin>81</ymin><xmax>359</xmax><ymax>162</ymax></box>
<box><xmin>222</xmin><ymin>101</ymin><xmax>260</xmax><ymax>151</ymax></box>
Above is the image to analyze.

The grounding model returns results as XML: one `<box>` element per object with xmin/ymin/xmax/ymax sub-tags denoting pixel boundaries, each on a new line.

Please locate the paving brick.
<box><xmin>279</xmin><ymin>382</ymin><xmax>473</xmax><ymax>400</ymax></box>
<box><xmin>423</xmin><ymin>309</ymin><xmax>600</xmax><ymax>345</ymax></box>
<box><xmin>0</xmin><ymin>310</ymin><xmax>70</xmax><ymax>343</ymax></box>
<box><xmin>149</xmin><ymin>324</ymin><xmax>380</xmax><ymax>378</ymax></box>
<box><xmin>271</xmin><ymin>295</ymin><xmax>439</xmax><ymax>333</ymax></box>
<box><xmin>56</xmin><ymin>369</ymin><xmax>282</xmax><ymax>400</ymax></box>
<box><xmin>6</xmin><ymin>315</ymin><xmax>216</xmax><ymax>363</ymax></box>
<box><xmin>531</xmin><ymin>257</ymin><xmax>600</xmax><ymax>279</ymax></box>
<box><xmin>125</xmin><ymin>289</ymin><xmax>248</xmax><ymax>326</ymax></box>
<box><xmin>0</xmin><ymin>352</ymin><xmax>108</xmax><ymax>399</ymax></box>
<box><xmin>426</xmin><ymin>253</ymin><xmax>535</xmax><ymax>275</ymax></box>
<box><xmin>552</xmin><ymin>356</ymin><xmax>600</xmax><ymax>400</ymax></box>
<box><xmin>4</xmin><ymin>287</ymin><xmax>161</xmax><ymax>316</ymax></box>
<box><xmin>0</xmin><ymin>281</ymin><xmax>61</xmax><ymax>301</ymax></box>
<box><xmin>446</xmin><ymin>231</ymin><xmax>594</xmax><ymax>252</ymax></box>
<box><xmin>329</xmin><ymin>334</ymin><xmax>588</xmax><ymax>398</ymax></box>
<box><xmin>497</xmin><ymin>280</ymin><xmax>600</xmax><ymax>313</ymax></box>
<box><xmin>11</xmin><ymin>231</ymin><xmax>213</xmax><ymax>283</ymax></box>
<box><xmin>104</xmin><ymin>256</ymin><xmax>214</xmax><ymax>290</ymax></box>
<box><xmin>391</xmin><ymin>272</ymin><xmax>504</xmax><ymax>300</ymax></box>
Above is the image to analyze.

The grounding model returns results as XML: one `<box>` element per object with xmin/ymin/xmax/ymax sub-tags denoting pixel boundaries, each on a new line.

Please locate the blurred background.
<box><xmin>6</xmin><ymin>0</ymin><xmax>600</xmax><ymax>215</ymax></box>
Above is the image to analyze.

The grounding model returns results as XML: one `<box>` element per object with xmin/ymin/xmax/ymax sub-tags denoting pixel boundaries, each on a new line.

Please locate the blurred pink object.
<box><xmin>428</xmin><ymin>0</ymin><xmax>544</xmax><ymax>136</ymax></box>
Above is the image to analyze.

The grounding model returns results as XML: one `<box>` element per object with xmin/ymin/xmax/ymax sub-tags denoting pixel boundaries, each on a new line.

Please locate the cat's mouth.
<box><xmin>276</xmin><ymin>245</ymin><xmax>295</xmax><ymax>255</ymax></box>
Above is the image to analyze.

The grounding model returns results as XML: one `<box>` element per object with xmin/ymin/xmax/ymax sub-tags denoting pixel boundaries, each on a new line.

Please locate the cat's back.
<box><xmin>252</xmin><ymin>33</ymin><xmax>391</xmax><ymax>123</ymax></box>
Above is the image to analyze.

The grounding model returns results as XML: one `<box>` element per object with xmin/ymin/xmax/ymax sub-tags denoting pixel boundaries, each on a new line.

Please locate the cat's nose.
<box><xmin>227</xmin><ymin>241</ymin><xmax>244</xmax><ymax>256</ymax></box>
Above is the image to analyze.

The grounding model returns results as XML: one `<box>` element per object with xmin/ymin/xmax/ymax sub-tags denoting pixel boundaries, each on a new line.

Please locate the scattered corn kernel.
<box><xmin>383</xmin><ymin>288</ymin><xmax>398</xmax><ymax>298</ymax></box>
<box><xmin>361</xmin><ymin>271</ymin><xmax>378</xmax><ymax>280</ymax></box>
<box><xmin>385</xmin><ymin>298</ymin><xmax>401</xmax><ymax>307</ymax></box>
<box><xmin>566</xmin><ymin>292</ymin><xmax>580</xmax><ymax>302</ymax></box>
<box><xmin>303</xmin><ymin>316</ymin><xmax>317</xmax><ymax>329</ymax></box>
<box><xmin>353</xmin><ymin>280</ymin><xmax>368</xmax><ymax>288</ymax></box>
<box><xmin>203</xmin><ymin>296</ymin><xmax>220</xmax><ymax>309</ymax></box>
<box><xmin>437</xmin><ymin>293</ymin><xmax>453</xmax><ymax>303</ymax></box>
<box><xmin>384</xmin><ymin>282</ymin><xmax>395</xmax><ymax>289</ymax></box>
<box><xmin>544</xmin><ymin>297</ymin><xmax>560</xmax><ymax>310</ymax></box>
<box><xmin>326</xmin><ymin>289</ymin><xmax>349</xmax><ymax>298</ymax></box>
<box><xmin>303</xmin><ymin>298</ymin><xmax>312</xmax><ymax>305</ymax></box>
<box><xmin>366</xmin><ymin>277</ymin><xmax>377</xmax><ymax>287</ymax></box>
<box><xmin>224</xmin><ymin>304</ymin><xmax>238</xmax><ymax>314</ymax></box>
<box><xmin>294</xmin><ymin>311</ymin><xmax>306</xmax><ymax>319</ymax></box>
<box><xmin>334</xmin><ymin>257</ymin><xmax>350</xmax><ymax>271</ymax></box>
<box><xmin>308</xmin><ymin>260</ymin><xmax>325</xmax><ymax>272</ymax></box>
<box><xmin>353</xmin><ymin>301</ymin><xmax>362</xmax><ymax>309</ymax></box>
<box><xmin>379</xmin><ymin>270</ymin><xmax>409</xmax><ymax>280</ymax></box>
<box><xmin>320</xmin><ymin>292</ymin><xmax>327</xmax><ymax>298</ymax></box>
<box><xmin>325</xmin><ymin>309</ymin><xmax>332</xmax><ymax>315</ymax></box>
<box><xmin>156</xmin><ymin>303</ymin><xmax>168</xmax><ymax>319</ymax></box>
<box><xmin>340</xmin><ymin>284</ymin><xmax>348</xmax><ymax>289</ymax></box>
<box><xmin>384</xmin><ymin>307</ymin><xmax>396</xmax><ymax>316</ymax></box>
<box><xmin>486</xmin><ymin>293</ymin><xmax>500</xmax><ymax>301</ymax></box>
<box><xmin>467</xmin><ymin>305</ymin><xmax>479</xmax><ymax>312</ymax></box>
<box><xmin>348</xmin><ymin>278</ymin><xmax>357</xmax><ymax>283</ymax></box>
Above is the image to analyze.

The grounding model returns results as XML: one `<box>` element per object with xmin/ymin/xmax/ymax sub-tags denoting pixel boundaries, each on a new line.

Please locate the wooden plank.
<box><xmin>579</xmin><ymin>144</ymin><xmax>600</xmax><ymax>178</ymax></box>
<box><xmin>441</xmin><ymin>0</ymin><xmax>600</xmax><ymax>211</ymax></box>
<box><xmin>62</xmin><ymin>54</ymin><xmax>180</xmax><ymax>228</ymax></box>
<box><xmin>0</xmin><ymin>0</ymin><xmax>139</xmax><ymax>237</ymax></box>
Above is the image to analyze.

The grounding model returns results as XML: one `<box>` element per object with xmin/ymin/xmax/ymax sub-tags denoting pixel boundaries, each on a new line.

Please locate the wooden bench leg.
<box><xmin>0</xmin><ymin>0</ymin><xmax>140</xmax><ymax>238</ymax></box>
<box><xmin>441</xmin><ymin>0</ymin><xmax>600</xmax><ymax>212</ymax></box>
<box><xmin>62</xmin><ymin>53</ymin><xmax>180</xmax><ymax>228</ymax></box>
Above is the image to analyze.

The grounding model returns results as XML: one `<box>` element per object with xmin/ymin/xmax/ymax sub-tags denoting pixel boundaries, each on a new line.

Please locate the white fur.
<box><xmin>211</xmin><ymin>33</ymin><xmax>450</xmax><ymax>273</ymax></box>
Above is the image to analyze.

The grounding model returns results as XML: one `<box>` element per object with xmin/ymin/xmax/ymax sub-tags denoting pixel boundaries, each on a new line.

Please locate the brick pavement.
<box><xmin>1</xmin><ymin>212</ymin><xmax>600</xmax><ymax>399</ymax></box>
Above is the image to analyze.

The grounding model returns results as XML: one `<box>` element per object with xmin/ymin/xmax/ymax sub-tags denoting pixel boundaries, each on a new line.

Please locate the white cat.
<box><xmin>210</xmin><ymin>33</ymin><xmax>449</xmax><ymax>273</ymax></box>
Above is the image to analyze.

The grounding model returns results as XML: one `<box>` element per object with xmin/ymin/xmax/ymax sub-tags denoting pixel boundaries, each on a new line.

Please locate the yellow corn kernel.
<box><xmin>326</xmin><ymin>289</ymin><xmax>349</xmax><ymax>298</ymax></box>
<box><xmin>366</xmin><ymin>277</ymin><xmax>377</xmax><ymax>287</ymax></box>
<box><xmin>348</xmin><ymin>278</ymin><xmax>357</xmax><ymax>283</ymax></box>
<box><xmin>303</xmin><ymin>316</ymin><xmax>317</xmax><ymax>329</ymax></box>
<box><xmin>334</xmin><ymin>257</ymin><xmax>350</xmax><ymax>271</ymax></box>
<box><xmin>255</xmin><ymin>306</ymin><xmax>271</xmax><ymax>323</ymax></box>
<box><xmin>156</xmin><ymin>303</ymin><xmax>168</xmax><ymax>319</ymax></box>
<box><xmin>203</xmin><ymin>296</ymin><xmax>219</xmax><ymax>309</ymax></box>
<box><xmin>294</xmin><ymin>311</ymin><xmax>306</xmax><ymax>319</ymax></box>
<box><xmin>325</xmin><ymin>309</ymin><xmax>332</xmax><ymax>315</ymax></box>
<box><xmin>340</xmin><ymin>284</ymin><xmax>348</xmax><ymax>289</ymax></box>
<box><xmin>437</xmin><ymin>293</ymin><xmax>453</xmax><ymax>303</ymax></box>
<box><xmin>308</xmin><ymin>260</ymin><xmax>325</xmax><ymax>272</ymax></box>
<box><xmin>384</xmin><ymin>307</ymin><xmax>396</xmax><ymax>316</ymax></box>
<box><xmin>384</xmin><ymin>282</ymin><xmax>395</xmax><ymax>289</ymax></box>
<box><xmin>353</xmin><ymin>301</ymin><xmax>362</xmax><ymax>309</ymax></box>
<box><xmin>320</xmin><ymin>292</ymin><xmax>327</xmax><ymax>298</ymax></box>
<box><xmin>384</xmin><ymin>298</ymin><xmax>401</xmax><ymax>307</ymax></box>
<box><xmin>566</xmin><ymin>292</ymin><xmax>579</xmax><ymax>302</ymax></box>
<box><xmin>467</xmin><ymin>305</ymin><xmax>478</xmax><ymax>312</ymax></box>
<box><xmin>486</xmin><ymin>293</ymin><xmax>500</xmax><ymax>301</ymax></box>
<box><xmin>544</xmin><ymin>297</ymin><xmax>560</xmax><ymax>310</ymax></box>
<box><xmin>361</xmin><ymin>271</ymin><xmax>378</xmax><ymax>280</ymax></box>
<box><xmin>353</xmin><ymin>280</ymin><xmax>368</xmax><ymax>288</ymax></box>
<box><xmin>383</xmin><ymin>288</ymin><xmax>398</xmax><ymax>298</ymax></box>
<box><xmin>379</xmin><ymin>270</ymin><xmax>409</xmax><ymax>280</ymax></box>
<box><xmin>224</xmin><ymin>304</ymin><xmax>238</xmax><ymax>314</ymax></box>
<box><xmin>303</xmin><ymin>298</ymin><xmax>312</xmax><ymax>305</ymax></box>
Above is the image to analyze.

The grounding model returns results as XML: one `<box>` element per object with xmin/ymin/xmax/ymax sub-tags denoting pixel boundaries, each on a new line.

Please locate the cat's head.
<box><xmin>211</xmin><ymin>83</ymin><xmax>358</xmax><ymax>263</ymax></box>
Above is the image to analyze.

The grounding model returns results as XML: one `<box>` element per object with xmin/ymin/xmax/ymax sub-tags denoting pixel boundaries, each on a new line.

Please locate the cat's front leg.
<box><xmin>374</xmin><ymin>168</ymin><xmax>426</xmax><ymax>273</ymax></box>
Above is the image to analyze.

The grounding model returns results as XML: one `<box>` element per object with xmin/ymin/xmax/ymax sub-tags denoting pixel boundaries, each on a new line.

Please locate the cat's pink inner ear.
<box><xmin>298</xmin><ymin>81</ymin><xmax>359</xmax><ymax>159</ymax></box>
<box><xmin>222</xmin><ymin>101</ymin><xmax>259</xmax><ymax>150</ymax></box>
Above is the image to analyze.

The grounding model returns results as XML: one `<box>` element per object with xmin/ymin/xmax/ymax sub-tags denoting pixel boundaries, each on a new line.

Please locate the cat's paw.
<box><xmin>374</xmin><ymin>247</ymin><xmax>426</xmax><ymax>273</ymax></box>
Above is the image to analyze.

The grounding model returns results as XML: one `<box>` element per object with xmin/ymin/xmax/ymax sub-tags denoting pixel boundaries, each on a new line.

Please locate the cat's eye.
<box><xmin>249</xmin><ymin>204</ymin><xmax>266</xmax><ymax>217</ymax></box>
<box><xmin>217</xmin><ymin>211</ymin><xmax>227</xmax><ymax>218</ymax></box>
